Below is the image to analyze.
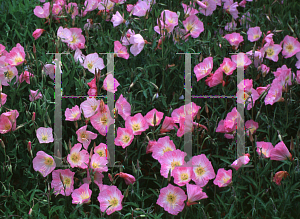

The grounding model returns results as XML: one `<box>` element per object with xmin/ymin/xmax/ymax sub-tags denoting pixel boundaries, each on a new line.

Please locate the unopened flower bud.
<box><xmin>0</xmin><ymin>139</ymin><xmax>5</xmax><ymax>149</ymax></box>
<box><xmin>32</xmin><ymin>112</ymin><xmax>35</xmax><ymax>122</ymax></box>
<box><xmin>290</xmin><ymin>136</ymin><xmax>294</xmax><ymax>151</ymax></box>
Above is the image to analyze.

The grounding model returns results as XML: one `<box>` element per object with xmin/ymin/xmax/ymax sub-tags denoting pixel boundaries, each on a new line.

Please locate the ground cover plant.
<box><xmin>0</xmin><ymin>0</ymin><xmax>300</xmax><ymax>218</ymax></box>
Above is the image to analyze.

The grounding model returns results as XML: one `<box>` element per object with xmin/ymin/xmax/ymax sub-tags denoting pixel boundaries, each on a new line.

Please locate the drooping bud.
<box><xmin>32</xmin><ymin>112</ymin><xmax>35</xmax><ymax>122</ymax></box>
<box><xmin>290</xmin><ymin>136</ymin><xmax>294</xmax><ymax>151</ymax></box>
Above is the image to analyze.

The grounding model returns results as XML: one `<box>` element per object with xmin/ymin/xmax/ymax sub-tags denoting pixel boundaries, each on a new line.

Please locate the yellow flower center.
<box><xmin>81</xmin><ymin>133</ymin><xmax>87</xmax><ymax>140</ymax></box>
<box><xmin>243</xmin><ymin>93</ymin><xmax>250</xmax><ymax>101</ymax></box>
<box><xmin>186</xmin><ymin>23</ymin><xmax>194</xmax><ymax>32</ymax></box>
<box><xmin>71</xmin><ymin>152</ymin><xmax>80</xmax><ymax>163</ymax></box>
<box><xmin>100</xmin><ymin>115</ymin><xmax>107</xmax><ymax>125</ymax></box>
<box><xmin>222</xmin><ymin>176</ymin><xmax>231</xmax><ymax>183</ymax></box>
<box><xmin>163</xmin><ymin>147</ymin><xmax>172</xmax><ymax>153</ymax></box>
<box><xmin>171</xmin><ymin>161</ymin><xmax>181</xmax><ymax>170</ymax></box>
<box><xmin>41</xmin><ymin>134</ymin><xmax>48</xmax><ymax>141</ymax></box>
<box><xmin>4</xmin><ymin>70</ymin><xmax>14</xmax><ymax>79</ymax></box>
<box><xmin>15</xmin><ymin>57</ymin><xmax>23</xmax><ymax>63</ymax></box>
<box><xmin>122</xmin><ymin>135</ymin><xmax>130</xmax><ymax>143</ymax></box>
<box><xmin>196</xmin><ymin>166</ymin><xmax>205</xmax><ymax>176</ymax></box>
<box><xmin>80</xmin><ymin>191</ymin><xmax>90</xmax><ymax>200</ymax></box>
<box><xmin>286</xmin><ymin>44</ymin><xmax>294</xmax><ymax>53</ymax></box>
<box><xmin>63</xmin><ymin>177</ymin><xmax>71</xmax><ymax>187</ymax></box>
<box><xmin>97</xmin><ymin>150</ymin><xmax>105</xmax><ymax>157</ymax></box>
<box><xmin>91</xmin><ymin>105</ymin><xmax>98</xmax><ymax>111</ymax></box>
<box><xmin>166</xmin><ymin>193</ymin><xmax>177</xmax><ymax>204</ymax></box>
<box><xmin>87</xmin><ymin>63</ymin><xmax>93</xmax><ymax>69</ymax></box>
<box><xmin>266</xmin><ymin>48</ymin><xmax>274</xmax><ymax>56</ymax></box>
<box><xmin>70</xmin><ymin>35</ymin><xmax>77</xmax><ymax>44</ymax></box>
<box><xmin>253</xmin><ymin>34</ymin><xmax>260</xmax><ymax>39</ymax></box>
<box><xmin>132</xmin><ymin>123</ymin><xmax>140</xmax><ymax>131</ymax></box>
<box><xmin>180</xmin><ymin>173</ymin><xmax>189</xmax><ymax>181</ymax></box>
<box><xmin>223</xmin><ymin>65</ymin><xmax>229</xmax><ymax>73</ymax></box>
<box><xmin>92</xmin><ymin>162</ymin><xmax>99</xmax><ymax>169</ymax></box>
<box><xmin>109</xmin><ymin>197</ymin><xmax>119</xmax><ymax>207</ymax></box>
<box><xmin>5</xmin><ymin>124</ymin><xmax>11</xmax><ymax>130</ymax></box>
<box><xmin>44</xmin><ymin>157</ymin><xmax>53</xmax><ymax>166</ymax></box>
<box><xmin>72</xmin><ymin>112</ymin><xmax>79</xmax><ymax>119</ymax></box>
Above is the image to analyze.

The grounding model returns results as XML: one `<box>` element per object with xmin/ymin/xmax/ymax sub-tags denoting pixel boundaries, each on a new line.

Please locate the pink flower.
<box><xmin>65</xmin><ymin>105</ymin><xmax>81</xmax><ymax>121</ymax></box>
<box><xmin>5</xmin><ymin>43</ymin><xmax>25</xmax><ymax>66</ymax></box>
<box><xmin>33</xmin><ymin>2</ymin><xmax>50</xmax><ymax>19</ymax></box>
<box><xmin>182</xmin><ymin>2</ymin><xmax>199</xmax><ymax>18</ymax></box>
<box><xmin>177</xmin><ymin>116</ymin><xmax>194</xmax><ymax>137</ymax></box>
<box><xmin>198</xmin><ymin>0</ymin><xmax>217</xmax><ymax>16</ymax></box>
<box><xmin>273</xmin><ymin>171</ymin><xmax>289</xmax><ymax>186</ymax></box>
<box><xmin>84</xmin><ymin>0</ymin><xmax>98</xmax><ymax>12</ymax></box>
<box><xmin>67</xmin><ymin>143</ymin><xmax>89</xmax><ymax>169</ymax></box>
<box><xmin>151</xmin><ymin>136</ymin><xmax>176</xmax><ymax>160</ymax></box>
<box><xmin>256</xmin><ymin>85</ymin><xmax>270</xmax><ymax>96</ymax></box>
<box><xmin>52</xmin><ymin>3</ymin><xmax>62</xmax><ymax>16</ymax></box>
<box><xmin>43</xmin><ymin>64</ymin><xmax>55</xmax><ymax>80</ymax></box>
<box><xmin>213</xmin><ymin>168</ymin><xmax>232</xmax><ymax>187</ymax></box>
<box><xmin>224</xmin><ymin>32</ymin><xmax>244</xmax><ymax>49</ymax></box>
<box><xmin>262</xmin><ymin>42</ymin><xmax>282</xmax><ymax>62</ymax></box>
<box><xmin>223</xmin><ymin>1</ymin><xmax>239</xmax><ymax>19</ymax></box>
<box><xmin>261</xmin><ymin>64</ymin><xmax>270</xmax><ymax>77</ymax></box>
<box><xmin>145</xmin><ymin>140</ymin><xmax>156</xmax><ymax>154</ymax></box>
<box><xmin>220</xmin><ymin>57</ymin><xmax>236</xmax><ymax>75</ymax></box>
<box><xmin>125</xmin><ymin>113</ymin><xmax>149</xmax><ymax>135</ymax></box>
<box><xmin>90</xmin><ymin>153</ymin><xmax>108</xmax><ymax>173</ymax></box>
<box><xmin>32</xmin><ymin>29</ymin><xmax>45</xmax><ymax>40</ymax></box>
<box><xmin>114</xmin><ymin>41</ymin><xmax>129</xmax><ymax>59</ymax></box>
<box><xmin>65</xmin><ymin>3</ymin><xmax>79</xmax><ymax>20</ymax></box>
<box><xmin>94</xmin><ymin>143</ymin><xmax>107</xmax><ymax>158</ymax></box>
<box><xmin>158</xmin><ymin>149</ymin><xmax>187</xmax><ymax>178</ymax></box>
<box><xmin>190</xmin><ymin>154</ymin><xmax>215</xmax><ymax>187</ymax></box>
<box><xmin>0</xmin><ymin>93</ymin><xmax>7</xmax><ymax>107</ymax></box>
<box><xmin>205</xmin><ymin>68</ymin><xmax>224</xmax><ymax>87</ymax></box>
<box><xmin>186</xmin><ymin>183</ymin><xmax>208</xmax><ymax>206</ymax></box>
<box><xmin>144</xmin><ymin>108</ymin><xmax>164</xmax><ymax>126</ymax></box>
<box><xmin>156</xmin><ymin>184</ymin><xmax>187</xmax><ymax>215</ymax></box>
<box><xmin>32</xmin><ymin>151</ymin><xmax>56</xmax><ymax>177</ymax></box>
<box><xmin>231</xmin><ymin>154</ymin><xmax>250</xmax><ymax>170</ymax></box>
<box><xmin>76</xmin><ymin>125</ymin><xmax>97</xmax><ymax>150</ymax></box>
<box><xmin>83</xmin><ymin>53</ymin><xmax>105</xmax><ymax>74</ymax></box>
<box><xmin>172</xmin><ymin>165</ymin><xmax>193</xmax><ymax>186</ymax></box>
<box><xmin>116</xmin><ymin>172</ymin><xmax>136</xmax><ymax>185</ymax></box>
<box><xmin>225</xmin><ymin>21</ymin><xmax>237</xmax><ymax>31</ymax></box>
<box><xmin>236</xmin><ymin>88</ymin><xmax>259</xmax><ymax>110</ymax></box>
<box><xmin>111</xmin><ymin>11</ymin><xmax>125</xmax><ymax>27</ymax></box>
<box><xmin>296</xmin><ymin>70</ymin><xmax>300</xmax><ymax>84</ymax></box>
<box><xmin>1</xmin><ymin>110</ymin><xmax>19</xmax><ymax>131</ymax></box>
<box><xmin>97</xmin><ymin>185</ymin><xmax>124</xmax><ymax>215</ymax></box>
<box><xmin>264</xmin><ymin>82</ymin><xmax>283</xmax><ymax>105</ymax></box>
<box><xmin>132</xmin><ymin>1</ymin><xmax>150</xmax><ymax>17</ymax></box>
<box><xmin>281</xmin><ymin>35</ymin><xmax>300</xmax><ymax>58</ymax></box>
<box><xmin>154</xmin><ymin>10</ymin><xmax>179</xmax><ymax>35</ymax></box>
<box><xmin>103</xmin><ymin>74</ymin><xmax>120</xmax><ymax>93</ymax></box>
<box><xmin>247</xmin><ymin>26</ymin><xmax>262</xmax><ymax>42</ymax></box>
<box><xmin>51</xmin><ymin>169</ymin><xmax>75</xmax><ymax>196</ymax></box>
<box><xmin>256</xmin><ymin>141</ymin><xmax>274</xmax><ymax>158</ymax></box>
<box><xmin>231</xmin><ymin>53</ymin><xmax>252</xmax><ymax>68</ymax></box>
<box><xmin>160</xmin><ymin>116</ymin><xmax>178</xmax><ymax>133</ymax></box>
<box><xmin>114</xmin><ymin>127</ymin><xmax>134</xmax><ymax>149</ymax></box>
<box><xmin>182</xmin><ymin>15</ymin><xmax>204</xmax><ymax>38</ymax></box>
<box><xmin>121</xmin><ymin>29</ymin><xmax>135</xmax><ymax>46</ymax></box>
<box><xmin>29</xmin><ymin>89</ymin><xmax>43</xmax><ymax>102</ymax></box>
<box><xmin>67</xmin><ymin>28</ymin><xmax>86</xmax><ymax>50</ymax></box>
<box><xmin>245</xmin><ymin>120</ymin><xmax>259</xmax><ymax>136</ymax></box>
<box><xmin>36</xmin><ymin>127</ymin><xmax>54</xmax><ymax>144</ymax></box>
<box><xmin>90</xmin><ymin>107</ymin><xmax>114</xmax><ymax>136</ymax></box>
<box><xmin>116</xmin><ymin>94</ymin><xmax>131</xmax><ymax>120</ymax></box>
<box><xmin>296</xmin><ymin>52</ymin><xmax>300</xmax><ymax>69</ymax></box>
<box><xmin>270</xmin><ymin>141</ymin><xmax>292</xmax><ymax>161</ymax></box>
<box><xmin>129</xmin><ymin>34</ymin><xmax>145</xmax><ymax>56</ymax></box>
<box><xmin>80</xmin><ymin>98</ymin><xmax>100</xmax><ymax>118</ymax></box>
<box><xmin>72</xmin><ymin>183</ymin><xmax>92</xmax><ymax>204</ymax></box>
<box><xmin>194</xmin><ymin>57</ymin><xmax>213</xmax><ymax>81</ymax></box>
<box><xmin>19</xmin><ymin>70</ymin><xmax>34</xmax><ymax>84</ymax></box>
<box><xmin>57</xmin><ymin>26</ymin><xmax>73</xmax><ymax>43</ymax></box>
